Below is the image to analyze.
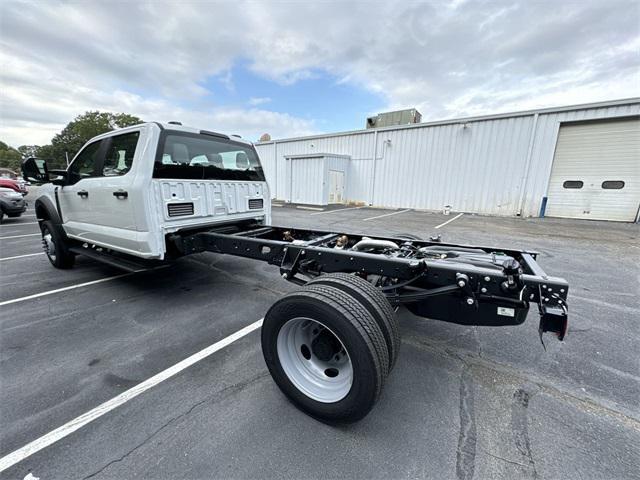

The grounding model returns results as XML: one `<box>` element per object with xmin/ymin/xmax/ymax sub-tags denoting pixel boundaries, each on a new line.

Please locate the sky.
<box><xmin>1</xmin><ymin>0</ymin><xmax>638</xmax><ymax>147</ymax></box>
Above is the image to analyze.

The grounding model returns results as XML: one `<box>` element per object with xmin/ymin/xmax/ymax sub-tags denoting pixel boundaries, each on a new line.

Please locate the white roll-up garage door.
<box><xmin>546</xmin><ymin>117</ymin><xmax>640</xmax><ymax>222</ymax></box>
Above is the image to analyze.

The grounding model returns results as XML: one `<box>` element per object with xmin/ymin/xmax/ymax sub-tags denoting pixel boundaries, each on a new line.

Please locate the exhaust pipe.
<box><xmin>352</xmin><ymin>237</ymin><xmax>399</xmax><ymax>251</ymax></box>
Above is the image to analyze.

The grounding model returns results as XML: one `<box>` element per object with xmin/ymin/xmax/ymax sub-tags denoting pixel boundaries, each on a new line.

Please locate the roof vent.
<box><xmin>168</xmin><ymin>121</ymin><xmax>182</xmax><ymax>125</ymax></box>
<box><xmin>366</xmin><ymin>109</ymin><xmax>421</xmax><ymax>129</ymax></box>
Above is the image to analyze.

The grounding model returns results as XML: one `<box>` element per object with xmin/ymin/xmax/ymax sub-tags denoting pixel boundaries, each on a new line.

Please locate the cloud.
<box><xmin>248</xmin><ymin>97</ymin><xmax>272</xmax><ymax>106</ymax></box>
<box><xmin>0</xmin><ymin>0</ymin><xmax>637</xmax><ymax>146</ymax></box>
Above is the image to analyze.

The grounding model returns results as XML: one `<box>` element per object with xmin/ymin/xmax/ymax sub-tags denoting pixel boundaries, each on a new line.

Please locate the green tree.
<box><xmin>46</xmin><ymin>111</ymin><xmax>143</xmax><ymax>167</ymax></box>
<box><xmin>0</xmin><ymin>141</ymin><xmax>22</xmax><ymax>172</ymax></box>
<box><xmin>17</xmin><ymin>145</ymin><xmax>40</xmax><ymax>158</ymax></box>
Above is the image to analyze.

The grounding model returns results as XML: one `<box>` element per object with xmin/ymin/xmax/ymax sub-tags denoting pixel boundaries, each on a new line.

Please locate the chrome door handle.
<box><xmin>113</xmin><ymin>190</ymin><xmax>128</xmax><ymax>199</ymax></box>
<box><xmin>77</xmin><ymin>190</ymin><xmax>88</xmax><ymax>198</ymax></box>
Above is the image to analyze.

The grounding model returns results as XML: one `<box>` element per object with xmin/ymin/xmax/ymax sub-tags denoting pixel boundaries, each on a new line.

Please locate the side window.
<box><xmin>68</xmin><ymin>140</ymin><xmax>102</xmax><ymax>183</ymax></box>
<box><xmin>562</xmin><ymin>180</ymin><xmax>583</xmax><ymax>189</ymax></box>
<box><xmin>602</xmin><ymin>180</ymin><xmax>624</xmax><ymax>189</ymax></box>
<box><xmin>103</xmin><ymin>132</ymin><xmax>140</xmax><ymax>176</ymax></box>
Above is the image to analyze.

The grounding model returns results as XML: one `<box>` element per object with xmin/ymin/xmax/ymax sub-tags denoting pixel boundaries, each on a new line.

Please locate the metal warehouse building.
<box><xmin>255</xmin><ymin>98</ymin><xmax>640</xmax><ymax>222</ymax></box>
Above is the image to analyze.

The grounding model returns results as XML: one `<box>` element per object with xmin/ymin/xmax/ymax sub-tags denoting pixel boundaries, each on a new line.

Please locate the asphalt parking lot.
<box><xmin>1</xmin><ymin>198</ymin><xmax>639</xmax><ymax>480</ymax></box>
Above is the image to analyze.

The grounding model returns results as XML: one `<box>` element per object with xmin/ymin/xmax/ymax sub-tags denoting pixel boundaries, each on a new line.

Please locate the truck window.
<box><xmin>103</xmin><ymin>131</ymin><xmax>140</xmax><ymax>176</ymax></box>
<box><xmin>68</xmin><ymin>140</ymin><xmax>103</xmax><ymax>183</ymax></box>
<box><xmin>153</xmin><ymin>133</ymin><xmax>265</xmax><ymax>182</ymax></box>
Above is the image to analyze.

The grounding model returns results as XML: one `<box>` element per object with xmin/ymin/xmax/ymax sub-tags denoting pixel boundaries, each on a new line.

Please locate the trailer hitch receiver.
<box><xmin>538</xmin><ymin>304</ymin><xmax>568</xmax><ymax>342</ymax></box>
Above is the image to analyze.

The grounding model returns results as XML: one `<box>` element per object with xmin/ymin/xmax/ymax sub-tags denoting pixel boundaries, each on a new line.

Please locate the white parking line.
<box><xmin>0</xmin><ymin>222</ymin><xmax>39</xmax><ymax>227</ymax></box>
<box><xmin>0</xmin><ymin>252</ymin><xmax>44</xmax><ymax>262</ymax></box>
<box><xmin>0</xmin><ymin>318</ymin><xmax>264</xmax><ymax>472</ymax></box>
<box><xmin>434</xmin><ymin>212</ymin><xmax>464</xmax><ymax>229</ymax></box>
<box><xmin>296</xmin><ymin>206</ymin><xmax>324</xmax><ymax>211</ymax></box>
<box><xmin>0</xmin><ymin>233</ymin><xmax>40</xmax><ymax>240</ymax></box>
<box><xmin>0</xmin><ymin>265</ymin><xmax>169</xmax><ymax>307</ymax></box>
<box><xmin>363</xmin><ymin>209</ymin><xmax>411</xmax><ymax>222</ymax></box>
<box><xmin>310</xmin><ymin>206</ymin><xmax>366</xmax><ymax>216</ymax></box>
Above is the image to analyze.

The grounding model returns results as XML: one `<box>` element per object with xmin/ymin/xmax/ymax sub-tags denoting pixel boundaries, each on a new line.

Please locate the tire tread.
<box><xmin>307</xmin><ymin>273</ymin><xmax>400</xmax><ymax>371</ymax></box>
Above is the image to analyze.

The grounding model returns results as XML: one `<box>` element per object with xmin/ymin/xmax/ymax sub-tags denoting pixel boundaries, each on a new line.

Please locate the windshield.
<box><xmin>153</xmin><ymin>132</ymin><xmax>265</xmax><ymax>181</ymax></box>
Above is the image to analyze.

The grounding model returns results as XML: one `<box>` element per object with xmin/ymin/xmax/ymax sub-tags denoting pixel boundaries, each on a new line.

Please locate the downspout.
<box><xmin>289</xmin><ymin>157</ymin><xmax>293</xmax><ymax>203</ymax></box>
<box><xmin>516</xmin><ymin>113</ymin><xmax>539</xmax><ymax>216</ymax></box>
<box><xmin>273</xmin><ymin>140</ymin><xmax>278</xmax><ymax>200</ymax></box>
<box><xmin>369</xmin><ymin>129</ymin><xmax>378</xmax><ymax>206</ymax></box>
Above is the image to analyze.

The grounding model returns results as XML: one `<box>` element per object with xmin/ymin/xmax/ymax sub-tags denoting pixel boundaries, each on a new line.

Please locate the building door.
<box><xmin>546</xmin><ymin>117</ymin><xmax>640</xmax><ymax>222</ymax></box>
<box><xmin>288</xmin><ymin>157</ymin><xmax>325</xmax><ymax>205</ymax></box>
<box><xmin>328</xmin><ymin>170</ymin><xmax>345</xmax><ymax>204</ymax></box>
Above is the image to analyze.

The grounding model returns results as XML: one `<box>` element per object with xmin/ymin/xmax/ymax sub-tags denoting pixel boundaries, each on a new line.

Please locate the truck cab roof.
<box><xmin>91</xmin><ymin>122</ymin><xmax>252</xmax><ymax>146</ymax></box>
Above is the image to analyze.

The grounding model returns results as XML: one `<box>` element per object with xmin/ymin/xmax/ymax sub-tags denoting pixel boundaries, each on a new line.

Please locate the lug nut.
<box><xmin>466</xmin><ymin>298</ymin><xmax>474</xmax><ymax>305</ymax></box>
<box><xmin>481</xmin><ymin>287</ymin><xmax>487</xmax><ymax>293</ymax></box>
<box><xmin>458</xmin><ymin>280</ymin><xmax>466</xmax><ymax>287</ymax></box>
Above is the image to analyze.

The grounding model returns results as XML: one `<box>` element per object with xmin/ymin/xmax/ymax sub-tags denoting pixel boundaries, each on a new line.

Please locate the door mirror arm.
<box><xmin>49</xmin><ymin>169</ymin><xmax>69</xmax><ymax>186</ymax></box>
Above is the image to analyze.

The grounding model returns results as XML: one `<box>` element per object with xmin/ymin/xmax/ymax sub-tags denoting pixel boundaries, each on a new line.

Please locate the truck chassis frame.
<box><xmin>173</xmin><ymin>222</ymin><xmax>569</xmax><ymax>341</ymax></box>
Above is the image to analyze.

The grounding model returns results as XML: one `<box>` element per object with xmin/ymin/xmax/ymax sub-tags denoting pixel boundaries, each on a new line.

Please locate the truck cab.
<box><xmin>24</xmin><ymin>122</ymin><xmax>271</xmax><ymax>261</ymax></box>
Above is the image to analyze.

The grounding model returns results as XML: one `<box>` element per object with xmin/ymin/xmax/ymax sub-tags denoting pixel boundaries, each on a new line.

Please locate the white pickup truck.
<box><xmin>24</xmin><ymin>122</ymin><xmax>270</xmax><ymax>267</ymax></box>
<box><xmin>23</xmin><ymin>122</ymin><xmax>569</xmax><ymax>423</ymax></box>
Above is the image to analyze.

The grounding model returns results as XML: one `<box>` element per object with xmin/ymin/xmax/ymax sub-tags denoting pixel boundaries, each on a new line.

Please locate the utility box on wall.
<box><xmin>285</xmin><ymin>153</ymin><xmax>350</xmax><ymax>205</ymax></box>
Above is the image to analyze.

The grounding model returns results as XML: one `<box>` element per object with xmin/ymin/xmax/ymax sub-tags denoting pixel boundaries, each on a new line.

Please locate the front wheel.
<box><xmin>41</xmin><ymin>220</ymin><xmax>75</xmax><ymax>269</ymax></box>
<box><xmin>262</xmin><ymin>284</ymin><xmax>389</xmax><ymax>423</ymax></box>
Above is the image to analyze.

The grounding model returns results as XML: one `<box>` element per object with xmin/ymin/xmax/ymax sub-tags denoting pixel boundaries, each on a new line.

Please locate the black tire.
<box><xmin>7</xmin><ymin>213</ymin><xmax>22</xmax><ymax>218</ymax></box>
<box><xmin>41</xmin><ymin>220</ymin><xmax>75</xmax><ymax>269</ymax></box>
<box><xmin>262</xmin><ymin>284</ymin><xmax>389</xmax><ymax>423</ymax></box>
<box><xmin>307</xmin><ymin>273</ymin><xmax>400</xmax><ymax>372</ymax></box>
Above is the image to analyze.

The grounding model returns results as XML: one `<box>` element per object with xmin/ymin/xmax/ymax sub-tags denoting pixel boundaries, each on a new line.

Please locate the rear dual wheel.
<box><xmin>307</xmin><ymin>273</ymin><xmax>400</xmax><ymax>372</ymax></box>
<box><xmin>261</xmin><ymin>276</ymin><xmax>398</xmax><ymax>423</ymax></box>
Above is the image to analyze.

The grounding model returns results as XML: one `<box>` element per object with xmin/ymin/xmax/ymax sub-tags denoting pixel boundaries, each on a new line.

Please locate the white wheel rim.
<box><xmin>42</xmin><ymin>230</ymin><xmax>56</xmax><ymax>262</ymax></box>
<box><xmin>277</xmin><ymin>317</ymin><xmax>353</xmax><ymax>403</ymax></box>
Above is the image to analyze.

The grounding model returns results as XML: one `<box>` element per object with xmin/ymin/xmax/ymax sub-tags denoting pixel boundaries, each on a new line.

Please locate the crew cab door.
<box><xmin>59</xmin><ymin>131</ymin><xmax>141</xmax><ymax>253</ymax></box>
<box><xmin>58</xmin><ymin>138</ymin><xmax>105</xmax><ymax>236</ymax></box>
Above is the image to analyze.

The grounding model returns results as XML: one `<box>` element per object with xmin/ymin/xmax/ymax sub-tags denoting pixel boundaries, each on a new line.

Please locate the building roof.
<box><xmin>257</xmin><ymin>97</ymin><xmax>640</xmax><ymax>145</ymax></box>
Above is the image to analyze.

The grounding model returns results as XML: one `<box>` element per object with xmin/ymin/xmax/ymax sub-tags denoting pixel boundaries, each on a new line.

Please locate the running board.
<box><xmin>68</xmin><ymin>246</ymin><xmax>165</xmax><ymax>272</ymax></box>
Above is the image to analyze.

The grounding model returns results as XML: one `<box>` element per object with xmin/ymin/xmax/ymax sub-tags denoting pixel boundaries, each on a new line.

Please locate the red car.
<box><xmin>0</xmin><ymin>178</ymin><xmax>27</xmax><ymax>195</ymax></box>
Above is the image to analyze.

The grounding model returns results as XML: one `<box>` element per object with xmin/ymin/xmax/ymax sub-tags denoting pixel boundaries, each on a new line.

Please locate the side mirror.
<box><xmin>22</xmin><ymin>157</ymin><xmax>50</xmax><ymax>184</ymax></box>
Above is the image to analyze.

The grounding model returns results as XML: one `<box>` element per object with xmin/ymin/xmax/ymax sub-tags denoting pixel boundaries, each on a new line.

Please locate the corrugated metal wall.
<box><xmin>256</xmin><ymin>100</ymin><xmax>640</xmax><ymax>217</ymax></box>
